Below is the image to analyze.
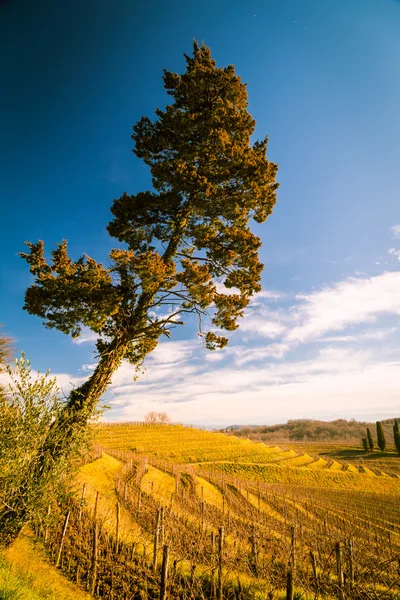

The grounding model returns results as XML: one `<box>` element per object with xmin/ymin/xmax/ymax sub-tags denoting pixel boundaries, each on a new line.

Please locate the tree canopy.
<box><xmin>21</xmin><ymin>42</ymin><xmax>278</xmax><ymax>384</ymax></box>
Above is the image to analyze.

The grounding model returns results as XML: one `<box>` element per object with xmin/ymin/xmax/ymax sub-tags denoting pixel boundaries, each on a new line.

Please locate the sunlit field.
<box><xmin>40</xmin><ymin>422</ymin><xmax>398</xmax><ymax>599</ymax></box>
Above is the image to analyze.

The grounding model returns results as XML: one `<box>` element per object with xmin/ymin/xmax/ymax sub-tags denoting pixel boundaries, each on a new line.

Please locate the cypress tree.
<box><xmin>366</xmin><ymin>427</ymin><xmax>374</xmax><ymax>451</ymax></box>
<box><xmin>362</xmin><ymin>438</ymin><xmax>368</xmax><ymax>452</ymax></box>
<box><xmin>376</xmin><ymin>421</ymin><xmax>386</xmax><ymax>452</ymax></box>
<box><xmin>393</xmin><ymin>419</ymin><xmax>400</xmax><ymax>456</ymax></box>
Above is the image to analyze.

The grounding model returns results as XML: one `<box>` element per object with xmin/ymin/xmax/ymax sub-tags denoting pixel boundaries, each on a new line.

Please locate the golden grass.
<box><xmin>280</xmin><ymin>453</ymin><xmax>315</xmax><ymax>467</ymax></box>
<box><xmin>2</xmin><ymin>527</ymin><xmax>91</xmax><ymax>600</ymax></box>
<box><xmin>326</xmin><ymin>460</ymin><xmax>342</xmax><ymax>471</ymax></box>
<box><xmin>141</xmin><ymin>465</ymin><xmax>176</xmax><ymax>504</ymax></box>
<box><xmin>76</xmin><ymin>452</ymin><xmax>141</xmax><ymax>544</ymax></box>
<box><xmin>306</xmin><ymin>457</ymin><xmax>328</xmax><ymax>469</ymax></box>
<box><xmin>244</xmin><ymin>490</ymin><xmax>285</xmax><ymax>527</ymax></box>
<box><xmin>195</xmin><ymin>475</ymin><xmax>224</xmax><ymax>509</ymax></box>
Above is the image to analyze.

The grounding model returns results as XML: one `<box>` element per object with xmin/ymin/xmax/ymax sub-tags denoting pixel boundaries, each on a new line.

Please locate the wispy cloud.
<box><xmin>98</xmin><ymin>345</ymin><xmax>400</xmax><ymax>425</ymax></box>
<box><xmin>286</xmin><ymin>272</ymin><xmax>400</xmax><ymax>342</ymax></box>
<box><xmin>390</xmin><ymin>224</ymin><xmax>400</xmax><ymax>237</ymax></box>
<box><xmin>72</xmin><ymin>327</ymin><xmax>98</xmax><ymax>345</ymax></box>
<box><xmin>52</xmin><ymin>262</ymin><xmax>400</xmax><ymax>425</ymax></box>
<box><xmin>388</xmin><ymin>248</ymin><xmax>400</xmax><ymax>261</ymax></box>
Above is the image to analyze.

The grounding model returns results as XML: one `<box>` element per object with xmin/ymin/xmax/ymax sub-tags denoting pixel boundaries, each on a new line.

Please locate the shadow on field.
<box><xmin>322</xmin><ymin>449</ymin><xmax>398</xmax><ymax>461</ymax></box>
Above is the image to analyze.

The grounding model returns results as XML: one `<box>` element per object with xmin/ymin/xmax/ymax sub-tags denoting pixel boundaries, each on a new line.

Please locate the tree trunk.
<box><xmin>36</xmin><ymin>334</ymin><xmax>131</xmax><ymax>479</ymax></box>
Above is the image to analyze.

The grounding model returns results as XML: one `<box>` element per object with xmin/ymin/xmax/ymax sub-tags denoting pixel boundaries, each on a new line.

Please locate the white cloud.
<box><xmin>102</xmin><ymin>345</ymin><xmax>400</xmax><ymax>425</ymax></box>
<box><xmin>72</xmin><ymin>327</ymin><xmax>98</xmax><ymax>345</ymax></box>
<box><xmin>320</xmin><ymin>327</ymin><xmax>398</xmax><ymax>343</ymax></box>
<box><xmin>286</xmin><ymin>272</ymin><xmax>400</xmax><ymax>343</ymax></box>
<box><xmin>240</xmin><ymin>316</ymin><xmax>286</xmax><ymax>339</ymax></box>
<box><xmin>147</xmin><ymin>340</ymin><xmax>194</xmax><ymax>365</ymax></box>
<box><xmin>390</xmin><ymin>225</ymin><xmax>400</xmax><ymax>237</ymax></box>
<box><xmin>388</xmin><ymin>248</ymin><xmax>400</xmax><ymax>262</ymax></box>
<box><xmin>42</xmin><ymin>261</ymin><xmax>400</xmax><ymax>425</ymax></box>
<box><xmin>252</xmin><ymin>290</ymin><xmax>283</xmax><ymax>301</ymax></box>
<box><xmin>0</xmin><ymin>366</ymin><xmax>86</xmax><ymax>400</ymax></box>
<box><xmin>214</xmin><ymin>281</ymin><xmax>240</xmax><ymax>295</ymax></box>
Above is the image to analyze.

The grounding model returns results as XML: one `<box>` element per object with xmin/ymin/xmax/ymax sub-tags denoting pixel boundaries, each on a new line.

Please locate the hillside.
<box><xmin>226</xmin><ymin>416</ymin><xmax>400</xmax><ymax>443</ymax></box>
<box><xmin>18</xmin><ymin>423</ymin><xmax>400</xmax><ymax>599</ymax></box>
<box><xmin>37</xmin><ymin>422</ymin><xmax>397</xmax><ymax>599</ymax></box>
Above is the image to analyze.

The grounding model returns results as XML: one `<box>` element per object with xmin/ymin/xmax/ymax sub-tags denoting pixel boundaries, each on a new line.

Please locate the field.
<box><xmin>31</xmin><ymin>423</ymin><xmax>400</xmax><ymax>599</ymax></box>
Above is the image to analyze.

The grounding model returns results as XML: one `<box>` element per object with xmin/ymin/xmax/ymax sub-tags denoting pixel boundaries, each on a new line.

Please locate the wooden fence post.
<box><xmin>153</xmin><ymin>508</ymin><xmax>162</xmax><ymax>570</ymax></box>
<box><xmin>217</xmin><ymin>526</ymin><xmax>224</xmax><ymax>600</ymax></box>
<box><xmin>78</xmin><ymin>483</ymin><xmax>86</xmax><ymax>521</ymax></box>
<box><xmin>335</xmin><ymin>542</ymin><xmax>344</xmax><ymax>600</ymax></box>
<box><xmin>44</xmin><ymin>505</ymin><xmax>51</xmax><ymax>544</ymax></box>
<box><xmin>348</xmin><ymin>538</ymin><xmax>354</xmax><ymax>592</ymax></box>
<box><xmin>160</xmin><ymin>507</ymin><xmax>165</xmax><ymax>547</ymax></box>
<box><xmin>251</xmin><ymin>523</ymin><xmax>258</xmax><ymax>577</ymax></box>
<box><xmin>115</xmin><ymin>502</ymin><xmax>120</xmax><ymax>554</ymax></box>
<box><xmin>286</xmin><ymin>526</ymin><xmax>295</xmax><ymax>600</ymax></box>
<box><xmin>89</xmin><ymin>522</ymin><xmax>98</xmax><ymax>595</ymax></box>
<box><xmin>310</xmin><ymin>550</ymin><xmax>318</xmax><ymax>595</ymax></box>
<box><xmin>56</xmin><ymin>510</ymin><xmax>70</xmax><ymax>568</ymax></box>
<box><xmin>286</xmin><ymin>570</ymin><xmax>294</xmax><ymax>600</ymax></box>
<box><xmin>93</xmin><ymin>490</ymin><xmax>99</xmax><ymax>521</ymax></box>
<box><xmin>159</xmin><ymin>544</ymin><xmax>169</xmax><ymax>600</ymax></box>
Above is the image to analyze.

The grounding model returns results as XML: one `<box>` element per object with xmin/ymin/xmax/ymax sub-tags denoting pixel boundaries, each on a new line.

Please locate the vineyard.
<box><xmin>38</xmin><ymin>424</ymin><xmax>400</xmax><ymax>599</ymax></box>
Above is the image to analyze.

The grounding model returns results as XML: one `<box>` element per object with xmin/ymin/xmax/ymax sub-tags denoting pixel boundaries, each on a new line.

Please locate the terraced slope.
<box><xmin>95</xmin><ymin>423</ymin><xmax>397</xmax><ymax>483</ymax></box>
<box><xmin>39</xmin><ymin>423</ymin><xmax>399</xmax><ymax>600</ymax></box>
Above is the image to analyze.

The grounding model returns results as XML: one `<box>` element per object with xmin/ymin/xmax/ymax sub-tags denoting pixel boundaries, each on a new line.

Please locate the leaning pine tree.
<box><xmin>2</xmin><ymin>42</ymin><xmax>278</xmax><ymax>543</ymax></box>
<box><xmin>376</xmin><ymin>421</ymin><xmax>386</xmax><ymax>452</ymax></box>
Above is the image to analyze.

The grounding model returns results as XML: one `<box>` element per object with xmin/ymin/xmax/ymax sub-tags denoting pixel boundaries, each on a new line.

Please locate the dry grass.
<box><xmin>76</xmin><ymin>452</ymin><xmax>141</xmax><ymax>544</ymax></box>
<box><xmin>1</xmin><ymin>528</ymin><xmax>90</xmax><ymax>600</ymax></box>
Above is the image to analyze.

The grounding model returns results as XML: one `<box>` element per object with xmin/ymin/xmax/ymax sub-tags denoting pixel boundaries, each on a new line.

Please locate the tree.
<box><xmin>393</xmin><ymin>419</ymin><xmax>400</xmax><ymax>456</ymax></box>
<box><xmin>366</xmin><ymin>427</ymin><xmax>374</xmax><ymax>451</ymax></box>
<box><xmin>158</xmin><ymin>412</ymin><xmax>171</xmax><ymax>424</ymax></box>
<box><xmin>10</xmin><ymin>42</ymin><xmax>278</xmax><ymax>542</ymax></box>
<box><xmin>376</xmin><ymin>421</ymin><xmax>386</xmax><ymax>452</ymax></box>
<box><xmin>362</xmin><ymin>438</ymin><xmax>368</xmax><ymax>452</ymax></box>
<box><xmin>144</xmin><ymin>411</ymin><xmax>159</xmax><ymax>424</ymax></box>
<box><xmin>144</xmin><ymin>411</ymin><xmax>171</xmax><ymax>424</ymax></box>
<box><xmin>0</xmin><ymin>326</ymin><xmax>12</xmax><ymax>369</ymax></box>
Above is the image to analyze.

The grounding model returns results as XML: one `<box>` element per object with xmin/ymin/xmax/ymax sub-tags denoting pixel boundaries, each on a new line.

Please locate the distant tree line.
<box><xmin>227</xmin><ymin>417</ymin><xmax>400</xmax><ymax>444</ymax></box>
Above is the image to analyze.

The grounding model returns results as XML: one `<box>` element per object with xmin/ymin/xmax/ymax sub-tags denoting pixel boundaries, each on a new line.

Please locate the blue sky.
<box><xmin>1</xmin><ymin>0</ymin><xmax>400</xmax><ymax>425</ymax></box>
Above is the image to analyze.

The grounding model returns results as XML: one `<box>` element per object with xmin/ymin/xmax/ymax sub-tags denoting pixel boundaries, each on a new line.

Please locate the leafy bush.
<box><xmin>0</xmin><ymin>354</ymin><xmax>92</xmax><ymax>547</ymax></box>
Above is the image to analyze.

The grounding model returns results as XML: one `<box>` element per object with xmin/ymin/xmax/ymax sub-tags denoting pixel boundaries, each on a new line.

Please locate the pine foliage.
<box><xmin>20</xmin><ymin>43</ymin><xmax>278</xmax><ymax>419</ymax></box>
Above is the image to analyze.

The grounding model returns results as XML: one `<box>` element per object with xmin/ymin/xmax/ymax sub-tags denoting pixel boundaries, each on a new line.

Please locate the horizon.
<box><xmin>99</xmin><ymin>414</ymin><xmax>400</xmax><ymax>429</ymax></box>
<box><xmin>1</xmin><ymin>0</ymin><xmax>400</xmax><ymax>425</ymax></box>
